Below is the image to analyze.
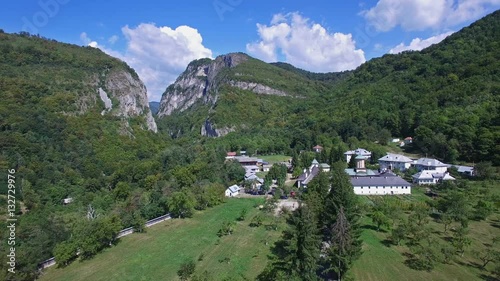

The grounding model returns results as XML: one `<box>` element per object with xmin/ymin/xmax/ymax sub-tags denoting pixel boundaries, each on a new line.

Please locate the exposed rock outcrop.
<box><xmin>157</xmin><ymin>53</ymin><xmax>251</xmax><ymax>117</ymax></box>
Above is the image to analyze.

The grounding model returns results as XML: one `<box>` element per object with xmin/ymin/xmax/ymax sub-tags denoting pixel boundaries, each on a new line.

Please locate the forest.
<box><xmin>0</xmin><ymin>10</ymin><xmax>498</xmax><ymax>281</ymax></box>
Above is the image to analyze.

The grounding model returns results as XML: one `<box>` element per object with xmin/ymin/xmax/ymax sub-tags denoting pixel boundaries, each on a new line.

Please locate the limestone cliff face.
<box><xmin>77</xmin><ymin>69</ymin><xmax>158</xmax><ymax>133</ymax></box>
<box><xmin>102</xmin><ymin>70</ymin><xmax>157</xmax><ymax>132</ymax></box>
<box><xmin>157</xmin><ymin>53</ymin><xmax>251</xmax><ymax>117</ymax></box>
<box><xmin>157</xmin><ymin>53</ymin><xmax>290</xmax><ymax>136</ymax></box>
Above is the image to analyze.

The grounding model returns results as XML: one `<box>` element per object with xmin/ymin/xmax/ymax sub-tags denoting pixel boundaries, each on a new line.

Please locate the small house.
<box><xmin>225</xmin><ymin>185</ymin><xmax>241</xmax><ymax>197</ymax></box>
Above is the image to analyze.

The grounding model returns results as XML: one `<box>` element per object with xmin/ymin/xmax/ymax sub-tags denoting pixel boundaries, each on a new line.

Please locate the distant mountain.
<box><xmin>149</xmin><ymin>101</ymin><xmax>160</xmax><ymax>115</ymax></box>
<box><xmin>157</xmin><ymin>10</ymin><xmax>499</xmax><ymax>164</ymax></box>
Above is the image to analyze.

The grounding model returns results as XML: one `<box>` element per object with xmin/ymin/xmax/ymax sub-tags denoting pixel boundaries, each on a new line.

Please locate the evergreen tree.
<box><xmin>259</xmin><ymin>205</ymin><xmax>321</xmax><ymax>280</ymax></box>
<box><xmin>322</xmin><ymin>162</ymin><xmax>362</xmax><ymax>279</ymax></box>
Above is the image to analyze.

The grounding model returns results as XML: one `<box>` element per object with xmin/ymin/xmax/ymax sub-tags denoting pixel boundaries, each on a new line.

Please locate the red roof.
<box><xmin>404</xmin><ymin>137</ymin><xmax>413</xmax><ymax>140</ymax></box>
<box><xmin>226</xmin><ymin>152</ymin><xmax>237</xmax><ymax>156</ymax></box>
<box><xmin>313</xmin><ymin>145</ymin><xmax>323</xmax><ymax>149</ymax></box>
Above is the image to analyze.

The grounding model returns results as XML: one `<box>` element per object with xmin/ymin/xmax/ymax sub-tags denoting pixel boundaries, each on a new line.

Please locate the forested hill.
<box><xmin>0</xmin><ymin>31</ymin><xmax>164</xmax><ymax>279</ymax></box>
<box><xmin>158</xmin><ymin>10</ymin><xmax>499</xmax><ymax>165</ymax></box>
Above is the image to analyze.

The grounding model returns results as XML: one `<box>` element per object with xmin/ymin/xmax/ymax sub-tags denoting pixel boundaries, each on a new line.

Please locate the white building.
<box><xmin>225</xmin><ymin>185</ymin><xmax>240</xmax><ymax>197</ymax></box>
<box><xmin>378</xmin><ymin>153</ymin><xmax>413</xmax><ymax>172</ymax></box>
<box><xmin>344</xmin><ymin>148</ymin><xmax>372</xmax><ymax>162</ymax></box>
<box><xmin>413</xmin><ymin>158</ymin><xmax>448</xmax><ymax>173</ymax></box>
<box><xmin>351</xmin><ymin>175</ymin><xmax>412</xmax><ymax>195</ymax></box>
<box><xmin>412</xmin><ymin>170</ymin><xmax>455</xmax><ymax>185</ymax></box>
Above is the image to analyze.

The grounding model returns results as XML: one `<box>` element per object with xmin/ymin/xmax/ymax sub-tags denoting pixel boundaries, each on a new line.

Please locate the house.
<box><xmin>391</xmin><ymin>138</ymin><xmax>400</xmax><ymax>143</ymax></box>
<box><xmin>313</xmin><ymin>145</ymin><xmax>323</xmax><ymax>153</ymax></box>
<box><xmin>296</xmin><ymin>159</ymin><xmax>322</xmax><ymax>188</ymax></box>
<box><xmin>378</xmin><ymin>153</ymin><xmax>413</xmax><ymax>172</ymax></box>
<box><xmin>412</xmin><ymin>170</ymin><xmax>455</xmax><ymax>185</ymax></box>
<box><xmin>351</xmin><ymin>175</ymin><xmax>412</xmax><ymax>195</ymax></box>
<box><xmin>404</xmin><ymin>137</ymin><xmax>413</xmax><ymax>144</ymax></box>
<box><xmin>319</xmin><ymin>163</ymin><xmax>330</xmax><ymax>172</ymax></box>
<box><xmin>413</xmin><ymin>158</ymin><xmax>448</xmax><ymax>173</ymax></box>
<box><xmin>234</xmin><ymin>156</ymin><xmax>259</xmax><ymax>166</ymax></box>
<box><xmin>346</xmin><ymin>156</ymin><xmax>412</xmax><ymax>195</ymax></box>
<box><xmin>225</xmin><ymin>185</ymin><xmax>241</xmax><ymax>197</ymax></box>
<box><xmin>344</xmin><ymin>148</ymin><xmax>372</xmax><ymax>162</ymax></box>
<box><xmin>226</xmin><ymin>152</ymin><xmax>237</xmax><ymax>159</ymax></box>
<box><xmin>262</xmin><ymin>164</ymin><xmax>272</xmax><ymax>172</ymax></box>
<box><xmin>447</xmin><ymin>164</ymin><xmax>475</xmax><ymax>177</ymax></box>
<box><xmin>345</xmin><ymin>155</ymin><xmax>378</xmax><ymax>177</ymax></box>
<box><xmin>244</xmin><ymin>165</ymin><xmax>260</xmax><ymax>173</ymax></box>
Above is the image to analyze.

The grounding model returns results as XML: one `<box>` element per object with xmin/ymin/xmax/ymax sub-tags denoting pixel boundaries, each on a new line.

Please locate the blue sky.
<box><xmin>2</xmin><ymin>0</ymin><xmax>499</xmax><ymax>101</ymax></box>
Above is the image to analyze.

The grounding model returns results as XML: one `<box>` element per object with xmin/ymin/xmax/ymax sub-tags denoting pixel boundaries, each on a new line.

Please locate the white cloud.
<box><xmin>108</xmin><ymin>35</ymin><xmax>119</xmax><ymax>45</ymax></box>
<box><xmin>80</xmin><ymin>32</ymin><xmax>98</xmax><ymax>48</ymax></box>
<box><xmin>81</xmin><ymin>24</ymin><xmax>212</xmax><ymax>101</ymax></box>
<box><xmin>389</xmin><ymin>31</ymin><xmax>454</xmax><ymax>54</ymax></box>
<box><xmin>246</xmin><ymin>13</ymin><xmax>366</xmax><ymax>73</ymax></box>
<box><xmin>362</xmin><ymin>0</ymin><xmax>500</xmax><ymax>31</ymax></box>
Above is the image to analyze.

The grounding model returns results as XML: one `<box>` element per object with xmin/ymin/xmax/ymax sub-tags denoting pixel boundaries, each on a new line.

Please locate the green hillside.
<box><xmin>0</xmin><ymin>32</ymin><xmax>239</xmax><ymax>280</ymax></box>
<box><xmin>159</xmin><ymin>10</ymin><xmax>499</xmax><ymax>165</ymax></box>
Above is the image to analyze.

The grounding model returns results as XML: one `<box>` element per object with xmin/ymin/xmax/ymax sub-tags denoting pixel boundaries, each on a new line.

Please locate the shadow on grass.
<box><xmin>380</xmin><ymin>239</ymin><xmax>393</xmax><ymax>247</ymax></box>
<box><xmin>480</xmin><ymin>273</ymin><xmax>498</xmax><ymax>281</ymax></box>
<box><xmin>361</xmin><ymin>224</ymin><xmax>387</xmax><ymax>233</ymax></box>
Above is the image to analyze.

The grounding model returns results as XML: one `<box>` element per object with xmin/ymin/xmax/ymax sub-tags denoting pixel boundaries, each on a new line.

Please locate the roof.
<box><xmin>297</xmin><ymin>166</ymin><xmax>321</xmax><ymax>185</ymax></box>
<box><xmin>412</xmin><ymin>170</ymin><xmax>456</xmax><ymax>180</ymax></box>
<box><xmin>344</xmin><ymin>148</ymin><xmax>372</xmax><ymax>156</ymax></box>
<box><xmin>378</xmin><ymin>153</ymin><xmax>413</xmax><ymax>163</ymax></box>
<box><xmin>350</xmin><ymin>176</ymin><xmax>411</xmax><ymax>187</ymax></box>
<box><xmin>319</xmin><ymin>163</ymin><xmax>330</xmax><ymax>168</ymax></box>
<box><xmin>414</xmin><ymin>158</ymin><xmax>447</xmax><ymax>167</ymax></box>
<box><xmin>447</xmin><ymin>164</ymin><xmax>474</xmax><ymax>173</ymax></box>
<box><xmin>235</xmin><ymin>156</ymin><xmax>259</xmax><ymax>163</ymax></box>
<box><xmin>355</xmin><ymin>155</ymin><xmax>367</xmax><ymax>160</ymax></box>
<box><xmin>312</xmin><ymin>159</ymin><xmax>319</xmax><ymax>165</ymax></box>
<box><xmin>313</xmin><ymin>145</ymin><xmax>323</xmax><ymax>149</ymax></box>
<box><xmin>227</xmin><ymin>185</ymin><xmax>240</xmax><ymax>193</ymax></box>
<box><xmin>345</xmin><ymin>168</ymin><xmax>378</xmax><ymax>177</ymax></box>
<box><xmin>226</xmin><ymin>152</ymin><xmax>237</xmax><ymax>156</ymax></box>
<box><xmin>404</xmin><ymin>137</ymin><xmax>413</xmax><ymax>140</ymax></box>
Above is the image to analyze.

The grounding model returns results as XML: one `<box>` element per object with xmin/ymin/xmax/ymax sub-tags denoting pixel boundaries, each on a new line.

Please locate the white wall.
<box><xmin>353</xmin><ymin>186</ymin><xmax>411</xmax><ymax>195</ymax></box>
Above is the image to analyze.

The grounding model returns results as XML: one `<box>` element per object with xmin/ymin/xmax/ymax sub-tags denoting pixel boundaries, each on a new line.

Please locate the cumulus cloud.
<box><xmin>80</xmin><ymin>32</ymin><xmax>99</xmax><ymax>48</ymax></box>
<box><xmin>81</xmin><ymin>24</ymin><xmax>212</xmax><ymax>101</ymax></box>
<box><xmin>362</xmin><ymin>0</ymin><xmax>500</xmax><ymax>31</ymax></box>
<box><xmin>246</xmin><ymin>13</ymin><xmax>366</xmax><ymax>72</ymax></box>
<box><xmin>108</xmin><ymin>35</ymin><xmax>119</xmax><ymax>45</ymax></box>
<box><xmin>389</xmin><ymin>31</ymin><xmax>454</xmax><ymax>54</ymax></box>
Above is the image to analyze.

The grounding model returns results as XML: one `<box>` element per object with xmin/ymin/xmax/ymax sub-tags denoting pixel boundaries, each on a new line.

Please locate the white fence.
<box><xmin>38</xmin><ymin>213</ymin><xmax>171</xmax><ymax>270</ymax></box>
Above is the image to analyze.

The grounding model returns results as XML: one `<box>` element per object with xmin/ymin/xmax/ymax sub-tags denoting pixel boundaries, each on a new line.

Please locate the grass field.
<box><xmin>41</xmin><ymin>198</ymin><xmax>283</xmax><ymax>281</ymax></box>
<box><xmin>258</xmin><ymin>155</ymin><xmax>291</xmax><ymax>164</ymax></box>
<box><xmin>351</xmin><ymin>187</ymin><xmax>500</xmax><ymax>281</ymax></box>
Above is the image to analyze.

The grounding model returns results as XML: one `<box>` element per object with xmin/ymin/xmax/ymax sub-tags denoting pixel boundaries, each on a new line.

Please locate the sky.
<box><xmin>2</xmin><ymin>1</ymin><xmax>499</xmax><ymax>101</ymax></box>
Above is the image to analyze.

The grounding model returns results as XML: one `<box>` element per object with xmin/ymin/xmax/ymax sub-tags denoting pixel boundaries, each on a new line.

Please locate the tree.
<box><xmin>371</xmin><ymin>211</ymin><xmax>391</xmax><ymax>231</ymax></box>
<box><xmin>250</xmin><ymin>214</ymin><xmax>264</xmax><ymax>227</ymax></box>
<box><xmin>168</xmin><ymin>190</ymin><xmax>196</xmax><ymax>218</ymax></box>
<box><xmin>474</xmin><ymin>161</ymin><xmax>494</xmax><ymax>179</ymax></box>
<box><xmin>452</xmin><ymin>227</ymin><xmax>471</xmax><ymax>257</ymax></box>
<box><xmin>473</xmin><ymin>199</ymin><xmax>494</xmax><ymax>220</ymax></box>
<box><xmin>177</xmin><ymin>259</ymin><xmax>196</xmax><ymax>281</ymax></box>
<box><xmin>53</xmin><ymin>240</ymin><xmax>77</xmax><ymax>266</ymax></box>
<box><xmin>390</xmin><ymin>225</ymin><xmax>407</xmax><ymax>245</ymax></box>
<box><xmin>325</xmin><ymin>206</ymin><xmax>357</xmax><ymax>281</ymax></box>
<box><xmin>238</xmin><ymin>209</ymin><xmax>248</xmax><ymax>221</ymax></box>
<box><xmin>259</xmin><ymin>206</ymin><xmax>321</xmax><ymax>280</ymax></box>
<box><xmin>439</xmin><ymin>212</ymin><xmax>453</xmax><ymax>233</ymax></box>
<box><xmin>218</xmin><ymin>220</ymin><xmax>235</xmax><ymax>236</ymax></box>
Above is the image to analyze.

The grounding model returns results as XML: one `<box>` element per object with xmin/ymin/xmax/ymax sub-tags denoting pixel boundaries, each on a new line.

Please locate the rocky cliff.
<box><xmin>99</xmin><ymin>70</ymin><xmax>157</xmax><ymax>132</ymax></box>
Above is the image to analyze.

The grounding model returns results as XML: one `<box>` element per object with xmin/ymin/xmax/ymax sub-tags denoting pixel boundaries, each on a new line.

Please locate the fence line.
<box><xmin>38</xmin><ymin>213</ymin><xmax>171</xmax><ymax>270</ymax></box>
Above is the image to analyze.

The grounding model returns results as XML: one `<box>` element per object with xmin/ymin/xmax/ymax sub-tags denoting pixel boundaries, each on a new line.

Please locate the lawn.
<box><xmin>351</xmin><ymin>190</ymin><xmax>500</xmax><ymax>281</ymax></box>
<box><xmin>41</xmin><ymin>198</ymin><xmax>282</xmax><ymax>281</ymax></box>
<box><xmin>258</xmin><ymin>154</ymin><xmax>291</xmax><ymax>164</ymax></box>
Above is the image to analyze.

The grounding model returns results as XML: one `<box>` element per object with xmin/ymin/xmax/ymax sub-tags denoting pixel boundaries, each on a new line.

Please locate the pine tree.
<box><xmin>259</xmin><ymin>206</ymin><xmax>321</xmax><ymax>280</ymax></box>
<box><xmin>322</xmin><ymin>162</ymin><xmax>362</xmax><ymax>279</ymax></box>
